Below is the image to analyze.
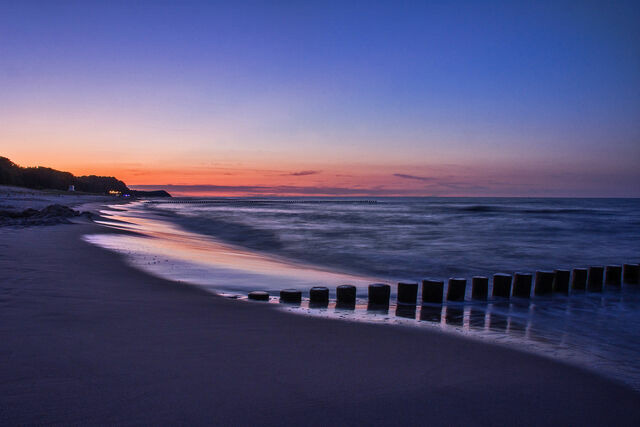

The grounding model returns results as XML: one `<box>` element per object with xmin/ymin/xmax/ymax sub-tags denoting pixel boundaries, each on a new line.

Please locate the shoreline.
<box><xmin>90</xmin><ymin>199</ymin><xmax>640</xmax><ymax>391</ymax></box>
<box><xmin>1</xmin><ymin>203</ymin><xmax>640</xmax><ymax>424</ymax></box>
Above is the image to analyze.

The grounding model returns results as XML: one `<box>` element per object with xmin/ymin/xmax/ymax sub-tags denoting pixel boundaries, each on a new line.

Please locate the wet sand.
<box><xmin>1</xmin><ymin>219</ymin><xmax>639</xmax><ymax>425</ymax></box>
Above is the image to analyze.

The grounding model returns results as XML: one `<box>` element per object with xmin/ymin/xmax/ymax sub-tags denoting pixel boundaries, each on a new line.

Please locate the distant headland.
<box><xmin>0</xmin><ymin>156</ymin><xmax>171</xmax><ymax>198</ymax></box>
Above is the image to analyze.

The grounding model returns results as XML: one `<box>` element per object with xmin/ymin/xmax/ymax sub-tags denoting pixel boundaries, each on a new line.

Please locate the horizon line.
<box><xmin>130</xmin><ymin>184</ymin><xmax>640</xmax><ymax>199</ymax></box>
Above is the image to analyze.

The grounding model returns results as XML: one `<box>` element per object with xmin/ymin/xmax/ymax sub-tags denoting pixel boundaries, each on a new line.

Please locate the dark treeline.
<box><xmin>0</xmin><ymin>156</ymin><xmax>169</xmax><ymax>197</ymax></box>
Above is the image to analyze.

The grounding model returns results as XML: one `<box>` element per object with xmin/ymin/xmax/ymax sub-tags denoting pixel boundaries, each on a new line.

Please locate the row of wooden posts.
<box><xmin>247</xmin><ymin>263</ymin><xmax>640</xmax><ymax>306</ymax></box>
<box><xmin>152</xmin><ymin>200</ymin><xmax>377</xmax><ymax>204</ymax></box>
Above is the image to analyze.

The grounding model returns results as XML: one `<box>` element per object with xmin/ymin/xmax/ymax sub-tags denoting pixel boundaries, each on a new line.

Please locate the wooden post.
<box><xmin>534</xmin><ymin>271</ymin><xmax>555</xmax><ymax>296</ymax></box>
<box><xmin>397</xmin><ymin>282</ymin><xmax>418</xmax><ymax>305</ymax></box>
<box><xmin>623</xmin><ymin>264</ymin><xmax>640</xmax><ymax>284</ymax></box>
<box><xmin>336</xmin><ymin>285</ymin><xmax>356</xmax><ymax>307</ymax></box>
<box><xmin>280</xmin><ymin>289</ymin><xmax>302</xmax><ymax>303</ymax></box>
<box><xmin>605</xmin><ymin>265</ymin><xmax>622</xmax><ymax>286</ymax></box>
<box><xmin>446</xmin><ymin>278</ymin><xmax>467</xmax><ymax>302</ymax></box>
<box><xmin>512</xmin><ymin>273</ymin><xmax>532</xmax><ymax>298</ymax></box>
<box><xmin>368</xmin><ymin>283</ymin><xmax>391</xmax><ymax>306</ymax></box>
<box><xmin>248</xmin><ymin>291</ymin><xmax>269</xmax><ymax>301</ymax></box>
<box><xmin>553</xmin><ymin>270</ymin><xmax>570</xmax><ymax>294</ymax></box>
<box><xmin>422</xmin><ymin>279</ymin><xmax>444</xmax><ymax>304</ymax></box>
<box><xmin>471</xmin><ymin>276</ymin><xmax>488</xmax><ymax>300</ymax></box>
<box><xmin>587</xmin><ymin>266</ymin><xmax>604</xmax><ymax>292</ymax></box>
<box><xmin>309</xmin><ymin>287</ymin><xmax>329</xmax><ymax>306</ymax></box>
<box><xmin>572</xmin><ymin>268</ymin><xmax>587</xmax><ymax>290</ymax></box>
<box><xmin>492</xmin><ymin>274</ymin><xmax>512</xmax><ymax>298</ymax></box>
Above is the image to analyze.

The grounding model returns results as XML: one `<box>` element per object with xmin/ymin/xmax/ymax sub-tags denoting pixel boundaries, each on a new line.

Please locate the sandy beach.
<box><xmin>1</xmin><ymin>195</ymin><xmax>640</xmax><ymax>425</ymax></box>
<box><xmin>3</xmin><ymin>2</ymin><xmax>639</xmax><ymax>423</ymax></box>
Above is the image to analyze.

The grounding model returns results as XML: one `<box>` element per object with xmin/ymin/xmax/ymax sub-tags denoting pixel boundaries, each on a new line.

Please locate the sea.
<box><xmin>84</xmin><ymin>197</ymin><xmax>640</xmax><ymax>390</ymax></box>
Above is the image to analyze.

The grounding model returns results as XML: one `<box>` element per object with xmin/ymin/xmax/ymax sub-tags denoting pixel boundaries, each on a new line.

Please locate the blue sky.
<box><xmin>1</xmin><ymin>1</ymin><xmax>639</xmax><ymax>196</ymax></box>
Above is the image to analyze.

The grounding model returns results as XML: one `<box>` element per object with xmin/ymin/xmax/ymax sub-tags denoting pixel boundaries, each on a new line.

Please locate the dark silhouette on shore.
<box><xmin>0</xmin><ymin>204</ymin><xmax>92</xmax><ymax>227</ymax></box>
<box><xmin>0</xmin><ymin>156</ymin><xmax>170</xmax><ymax>197</ymax></box>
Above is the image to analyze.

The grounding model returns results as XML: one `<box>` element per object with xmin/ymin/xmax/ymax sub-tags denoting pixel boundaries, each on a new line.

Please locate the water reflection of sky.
<box><xmin>87</xmin><ymin>203</ymin><xmax>375</xmax><ymax>294</ymax></box>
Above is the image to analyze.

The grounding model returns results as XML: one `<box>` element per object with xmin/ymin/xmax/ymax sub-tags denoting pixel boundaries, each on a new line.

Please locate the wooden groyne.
<box><xmin>246</xmin><ymin>262</ymin><xmax>640</xmax><ymax>313</ymax></box>
<box><xmin>145</xmin><ymin>199</ymin><xmax>378</xmax><ymax>205</ymax></box>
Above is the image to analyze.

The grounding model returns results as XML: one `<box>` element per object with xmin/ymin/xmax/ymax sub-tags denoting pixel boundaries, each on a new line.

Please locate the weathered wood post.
<box><xmin>309</xmin><ymin>286</ymin><xmax>329</xmax><ymax>306</ymax></box>
<box><xmin>623</xmin><ymin>264</ymin><xmax>640</xmax><ymax>284</ymax></box>
<box><xmin>572</xmin><ymin>268</ymin><xmax>587</xmax><ymax>290</ymax></box>
<box><xmin>534</xmin><ymin>271</ymin><xmax>555</xmax><ymax>296</ymax></box>
<box><xmin>422</xmin><ymin>279</ymin><xmax>444</xmax><ymax>304</ymax></box>
<box><xmin>587</xmin><ymin>266</ymin><xmax>604</xmax><ymax>292</ymax></box>
<box><xmin>553</xmin><ymin>270</ymin><xmax>570</xmax><ymax>294</ymax></box>
<box><xmin>336</xmin><ymin>285</ymin><xmax>356</xmax><ymax>308</ymax></box>
<box><xmin>280</xmin><ymin>289</ymin><xmax>302</xmax><ymax>303</ymax></box>
<box><xmin>397</xmin><ymin>282</ymin><xmax>418</xmax><ymax>305</ymax></box>
<box><xmin>492</xmin><ymin>274</ymin><xmax>512</xmax><ymax>298</ymax></box>
<box><xmin>471</xmin><ymin>276</ymin><xmax>488</xmax><ymax>300</ymax></box>
<box><xmin>605</xmin><ymin>265</ymin><xmax>622</xmax><ymax>286</ymax></box>
<box><xmin>248</xmin><ymin>291</ymin><xmax>269</xmax><ymax>301</ymax></box>
<box><xmin>446</xmin><ymin>278</ymin><xmax>467</xmax><ymax>302</ymax></box>
<box><xmin>512</xmin><ymin>273</ymin><xmax>532</xmax><ymax>298</ymax></box>
<box><xmin>368</xmin><ymin>283</ymin><xmax>391</xmax><ymax>306</ymax></box>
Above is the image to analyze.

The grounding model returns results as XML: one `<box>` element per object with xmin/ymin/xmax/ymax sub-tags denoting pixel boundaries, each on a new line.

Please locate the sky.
<box><xmin>1</xmin><ymin>0</ymin><xmax>639</xmax><ymax>197</ymax></box>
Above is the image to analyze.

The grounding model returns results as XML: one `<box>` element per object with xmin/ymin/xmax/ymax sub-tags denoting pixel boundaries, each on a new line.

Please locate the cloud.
<box><xmin>393</xmin><ymin>173</ymin><xmax>436</xmax><ymax>182</ymax></box>
<box><xmin>284</xmin><ymin>170</ymin><xmax>321</xmax><ymax>176</ymax></box>
<box><xmin>437</xmin><ymin>182</ymin><xmax>489</xmax><ymax>191</ymax></box>
<box><xmin>392</xmin><ymin>173</ymin><xmax>488</xmax><ymax>192</ymax></box>
<box><xmin>130</xmin><ymin>184</ymin><xmax>431</xmax><ymax>196</ymax></box>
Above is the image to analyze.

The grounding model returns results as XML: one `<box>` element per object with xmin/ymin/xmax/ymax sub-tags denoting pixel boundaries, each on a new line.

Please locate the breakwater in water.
<box><xmin>248</xmin><ymin>263</ymin><xmax>640</xmax><ymax>305</ymax></box>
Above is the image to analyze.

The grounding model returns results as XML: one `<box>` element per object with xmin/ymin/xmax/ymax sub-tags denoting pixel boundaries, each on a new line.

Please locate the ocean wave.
<box><xmin>451</xmin><ymin>205</ymin><xmax>603</xmax><ymax>215</ymax></box>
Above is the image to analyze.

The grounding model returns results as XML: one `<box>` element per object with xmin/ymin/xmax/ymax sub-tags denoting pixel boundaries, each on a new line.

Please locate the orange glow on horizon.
<box><xmin>5</xmin><ymin>152</ymin><xmax>639</xmax><ymax>198</ymax></box>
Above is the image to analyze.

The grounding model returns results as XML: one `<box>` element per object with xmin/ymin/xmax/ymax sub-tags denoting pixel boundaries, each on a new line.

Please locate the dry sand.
<box><xmin>1</xmin><ymin>197</ymin><xmax>639</xmax><ymax>425</ymax></box>
<box><xmin>0</xmin><ymin>185</ymin><xmax>112</xmax><ymax>212</ymax></box>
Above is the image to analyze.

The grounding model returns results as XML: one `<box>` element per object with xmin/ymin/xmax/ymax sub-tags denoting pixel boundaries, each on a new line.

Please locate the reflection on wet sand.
<box><xmin>367</xmin><ymin>303</ymin><xmax>390</xmax><ymax>315</ymax></box>
<box><xmin>508</xmin><ymin>317</ymin><xmax>527</xmax><ymax>336</ymax></box>
<box><xmin>414</xmin><ymin>301</ymin><xmax>535</xmax><ymax>340</ymax></box>
<box><xmin>294</xmin><ymin>299</ymin><xmax>544</xmax><ymax>341</ymax></box>
<box><xmin>487</xmin><ymin>311</ymin><xmax>509</xmax><ymax>332</ymax></box>
<box><xmin>445</xmin><ymin>306</ymin><xmax>464</xmax><ymax>327</ymax></box>
<box><xmin>309</xmin><ymin>300</ymin><xmax>329</xmax><ymax>309</ymax></box>
<box><xmin>419</xmin><ymin>305</ymin><xmax>443</xmax><ymax>323</ymax></box>
<box><xmin>89</xmin><ymin>204</ymin><xmax>376</xmax><ymax>294</ymax></box>
<box><xmin>468</xmin><ymin>307</ymin><xmax>486</xmax><ymax>329</ymax></box>
<box><xmin>335</xmin><ymin>301</ymin><xmax>356</xmax><ymax>311</ymax></box>
<box><xmin>395</xmin><ymin>305</ymin><xmax>416</xmax><ymax>319</ymax></box>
